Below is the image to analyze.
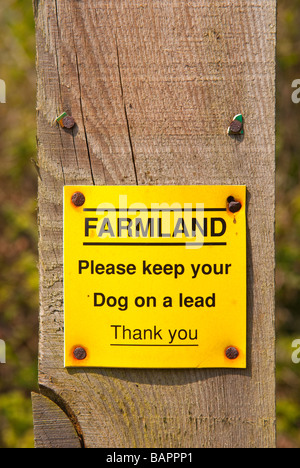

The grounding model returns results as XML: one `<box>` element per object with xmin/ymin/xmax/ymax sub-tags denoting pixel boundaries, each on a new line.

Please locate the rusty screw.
<box><xmin>56</xmin><ymin>112</ymin><xmax>76</xmax><ymax>129</ymax></box>
<box><xmin>229</xmin><ymin>119</ymin><xmax>243</xmax><ymax>135</ymax></box>
<box><xmin>227</xmin><ymin>196</ymin><xmax>242</xmax><ymax>214</ymax></box>
<box><xmin>62</xmin><ymin>115</ymin><xmax>76</xmax><ymax>129</ymax></box>
<box><xmin>225</xmin><ymin>346</ymin><xmax>239</xmax><ymax>360</ymax></box>
<box><xmin>73</xmin><ymin>347</ymin><xmax>87</xmax><ymax>361</ymax></box>
<box><xmin>71</xmin><ymin>192</ymin><xmax>85</xmax><ymax>207</ymax></box>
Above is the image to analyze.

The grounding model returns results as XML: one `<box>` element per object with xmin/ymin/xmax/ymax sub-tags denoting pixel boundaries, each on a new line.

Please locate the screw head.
<box><xmin>228</xmin><ymin>200</ymin><xmax>242</xmax><ymax>213</ymax></box>
<box><xmin>62</xmin><ymin>115</ymin><xmax>76</xmax><ymax>129</ymax></box>
<box><xmin>225</xmin><ymin>346</ymin><xmax>239</xmax><ymax>360</ymax></box>
<box><xmin>229</xmin><ymin>119</ymin><xmax>243</xmax><ymax>135</ymax></box>
<box><xmin>71</xmin><ymin>192</ymin><xmax>85</xmax><ymax>207</ymax></box>
<box><xmin>73</xmin><ymin>347</ymin><xmax>87</xmax><ymax>361</ymax></box>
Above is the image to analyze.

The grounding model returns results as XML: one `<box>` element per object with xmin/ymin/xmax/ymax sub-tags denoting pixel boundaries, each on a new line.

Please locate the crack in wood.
<box><xmin>74</xmin><ymin>49</ymin><xmax>95</xmax><ymax>185</ymax></box>
<box><xmin>115</xmin><ymin>35</ymin><xmax>139</xmax><ymax>185</ymax></box>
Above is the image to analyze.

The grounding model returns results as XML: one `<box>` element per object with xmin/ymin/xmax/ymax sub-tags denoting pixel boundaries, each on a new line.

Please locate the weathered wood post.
<box><xmin>32</xmin><ymin>0</ymin><xmax>276</xmax><ymax>448</ymax></box>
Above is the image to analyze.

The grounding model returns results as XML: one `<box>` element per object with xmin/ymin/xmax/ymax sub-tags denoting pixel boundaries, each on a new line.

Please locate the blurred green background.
<box><xmin>0</xmin><ymin>0</ymin><xmax>299</xmax><ymax>448</ymax></box>
<box><xmin>276</xmin><ymin>0</ymin><xmax>300</xmax><ymax>449</ymax></box>
<box><xmin>0</xmin><ymin>0</ymin><xmax>38</xmax><ymax>448</ymax></box>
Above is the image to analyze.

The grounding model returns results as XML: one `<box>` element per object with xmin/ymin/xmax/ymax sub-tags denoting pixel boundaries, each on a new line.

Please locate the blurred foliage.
<box><xmin>0</xmin><ymin>0</ymin><xmax>299</xmax><ymax>449</ymax></box>
<box><xmin>0</xmin><ymin>0</ymin><xmax>38</xmax><ymax>449</ymax></box>
<box><xmin>277</xmin><ymin>0</ymin><xmax>300</xmax><ymax>449</ymax></box>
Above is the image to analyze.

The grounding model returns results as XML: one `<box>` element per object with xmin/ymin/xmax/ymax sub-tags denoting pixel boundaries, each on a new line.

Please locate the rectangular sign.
<box><xmin>64</xmin><ymin>185</ymin><xmax>247</xmax><ymax>368</ymax></box>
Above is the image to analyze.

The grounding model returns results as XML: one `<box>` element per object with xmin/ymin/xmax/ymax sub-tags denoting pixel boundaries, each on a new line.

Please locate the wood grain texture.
<box><xmin>34</xmin><ymin>0</ymin><xmax>276</xmax><ymax>448</ymax></box>
<box><xmin>32</xmin><ymin>393</ymin><xmax>82</xmax><ymax>448</ymax></box>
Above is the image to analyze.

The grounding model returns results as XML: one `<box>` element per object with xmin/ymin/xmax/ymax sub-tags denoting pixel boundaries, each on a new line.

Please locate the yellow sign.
<box><xmin>64</xmin><ymin>185</ymin><xmax>247</xmax><ymax>368</ymax></box>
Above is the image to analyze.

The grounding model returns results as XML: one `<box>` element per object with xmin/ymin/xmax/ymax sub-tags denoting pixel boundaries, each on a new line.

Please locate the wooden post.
<box><xmin>32</xmin><ymin>0</ymin><xmax>276</xmax><ymax>448</ymax></box>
